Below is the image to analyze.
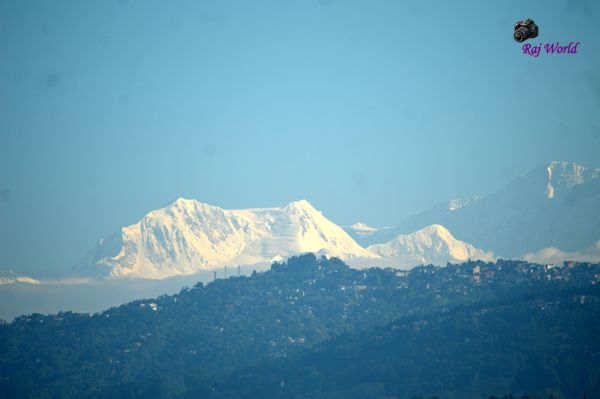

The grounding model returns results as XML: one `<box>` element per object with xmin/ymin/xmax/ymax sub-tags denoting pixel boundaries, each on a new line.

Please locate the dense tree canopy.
<box><xmin>0</xmin><ymin>254</ymin><xmax>598</xmax><ymax>398</ymax></box>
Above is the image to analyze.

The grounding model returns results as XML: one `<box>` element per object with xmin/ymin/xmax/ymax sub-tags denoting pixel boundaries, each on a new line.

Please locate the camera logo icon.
<box><xmin>514</xmin><ymin>19</ymin><xmax>539</xmax><ymax>42</ymax></box>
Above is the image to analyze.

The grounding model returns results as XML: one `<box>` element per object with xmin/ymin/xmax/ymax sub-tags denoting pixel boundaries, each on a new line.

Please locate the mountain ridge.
<box><xmin>75</xmin><ymin>198</ymin><xmax>378</xmax><ymax>279</ymax></box>
<box><xmin>363</xmin><ymin>161</ymin><xmax>600</xmax><ymax>257</ymax></box>
<box><xmin>72</xmin><ymin>160</ymin><xmax>599</xmax><ymax>280</ymax></box>
<box><xmin>74</xmin><ymin>199</ymin><xmax>496</xmax><ymax>280</ymax></box>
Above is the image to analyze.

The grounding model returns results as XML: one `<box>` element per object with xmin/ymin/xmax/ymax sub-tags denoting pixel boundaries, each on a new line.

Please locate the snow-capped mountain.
<box><xmin>543</xmin><ymin>161</ymin><xmax>600</xmax><ymax>198</ymax></box>
<box><xmin>367</xmin><ymin>224</ymin><xmax>494</xmax><ymax>267</ymax></box>
<box><xmin>72</xmin><ymin>160</ymin><xmax>599</xmax><ymax>280</ymax></box>
<box><xmin>368</xmin><ymin>161</ymin><xmax>600</xmax><ymax>257</ymax></box>
<box><xmin>75</xmin><ymin>199</ymin><xmax>377</xmax><ymax>279</ymax></box>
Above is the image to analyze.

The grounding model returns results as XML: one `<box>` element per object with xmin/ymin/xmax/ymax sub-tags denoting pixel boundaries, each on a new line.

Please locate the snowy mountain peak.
<box><xmin>546</xmin><ymin>160</ymin><xmax>585</xmax><ymax>177</ymax></box>
<box><xmin>419</xmin><ymin>224</ymin><xmax>452</xmax><ymax>236</ymax></box>
<box><xmin>544</xmin><ymin>161</ymin><xmax>600</xmax><ymax>199</ymax></box>
<box><xmin>173</xmin><ymin>196</ymin><xmax>193</xmax><ymax>206</ymax></box>
<box><xmin>544</xmin><ymin>161</ymin><xmax>599</xmax><ymax>198</ymax></box>
<box><xmin>367</xmin><ymin>224</ymin><xmax>493</xmax><ymax>266</ymax></box>
<box><xmin>77</xmin><ymin>199</ymin><xmax>376</xmax><ymax>279</ymax></box>
<box><xmin>170</xmin><ymin>197</ymin><xmax>221</xmax><ymax>212</ymax></box>
<box><xmin>283</xmin><ymin>199</ymin><xmax>319</xmax><ymax>214</ymax></box>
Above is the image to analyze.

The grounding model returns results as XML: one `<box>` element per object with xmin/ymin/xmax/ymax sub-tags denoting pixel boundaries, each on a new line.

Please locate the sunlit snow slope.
<box><xmin>368</xmin><ymin>224</ymin><xmax>494</xmax><ymax>267</ymax></box>
<box><xmin>76</xmin><ymin>199</ymin><xmax>377</xmax><ymax>279</ymax></box>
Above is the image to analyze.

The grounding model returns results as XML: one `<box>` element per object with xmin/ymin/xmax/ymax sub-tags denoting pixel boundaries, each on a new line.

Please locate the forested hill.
<box><xmin>1</xmin><ymin>254</ymin><xmax>599</xmax><ymax>398</ymax></box>
<box><xmin>211</xmin><ymin>286</ymin><xmax>600</xmax><ymax>399</ymax></box>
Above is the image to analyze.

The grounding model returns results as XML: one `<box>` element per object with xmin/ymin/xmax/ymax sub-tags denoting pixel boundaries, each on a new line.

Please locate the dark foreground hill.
<box><xmin>0</xmin><ymin>254</ymin><xmax>599</xmax><ymax>398</ymax></box>
<box><xmin>210</xmin><ymin>288</ymin><xmax>600</xmax><ymax>399</ymax></box>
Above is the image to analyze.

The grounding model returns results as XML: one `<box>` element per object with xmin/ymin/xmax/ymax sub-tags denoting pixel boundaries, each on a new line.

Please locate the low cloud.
<box><xmin>522</xmin><ymin>241</ymin><xmax>600</xmax><ymax>264</ymax></box>
<box><xmin>44</xmin><ymin>277</ymin><xmax>97</xmax><ymax>285</ymax></box>
<box><xmin>0</xmin><ymin>274</ymin><xmax>96</xmax><ymax>286</ymax></box>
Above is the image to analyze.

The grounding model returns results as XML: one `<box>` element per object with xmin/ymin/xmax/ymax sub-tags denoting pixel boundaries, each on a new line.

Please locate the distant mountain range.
<box><xmin>348</xmin><ymin>161</ymin><xmax>600</xmax><ymax>258</ymax></box>
<box><xmin>73</xmin><ymin>199</ymin><xmax>492</xmax><ymax>280</ymax></box>
<box><xmin>72</xmin><ymin>161</ymin><xmax>599</xmax><ymax>280</ymax></box>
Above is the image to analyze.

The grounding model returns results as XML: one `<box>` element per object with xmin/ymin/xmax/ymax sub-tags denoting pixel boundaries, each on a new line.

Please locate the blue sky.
<box><xmin>1</xmin><ymin>0</ymin><xmax>599</xmax><ymax>275</ymax></box>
